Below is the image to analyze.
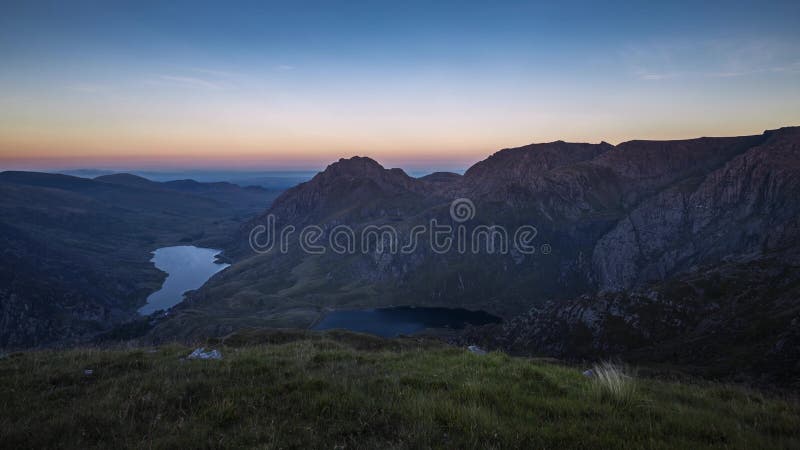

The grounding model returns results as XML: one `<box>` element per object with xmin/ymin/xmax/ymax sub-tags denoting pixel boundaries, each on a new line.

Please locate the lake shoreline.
<box><xmin>138</xmin><ymin>246</ymin><xmax>229</xmax><ymax>316</ymax></box>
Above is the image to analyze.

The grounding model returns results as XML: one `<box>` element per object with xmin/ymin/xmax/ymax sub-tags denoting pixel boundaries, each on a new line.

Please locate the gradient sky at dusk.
<box><xmin>1</xmin><ymin>1</ymin><xmax>799</xmax><ymax>170</ymax></box>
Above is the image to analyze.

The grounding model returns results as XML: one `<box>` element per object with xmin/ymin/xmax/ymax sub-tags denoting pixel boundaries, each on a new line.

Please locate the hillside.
<box><xmin>458</xmin><ymin>255</ymin><xmax>800</xmax><ymax>389</ymax></box>
<box><xmin>0</xmin><ymin>172</ymin><xmax>280</xmax><ymax>348</ymax></box>
<box><xmin>1</xmin><ymin>331</ymin><xmax>798</xmax><ymax>449</ymax></box>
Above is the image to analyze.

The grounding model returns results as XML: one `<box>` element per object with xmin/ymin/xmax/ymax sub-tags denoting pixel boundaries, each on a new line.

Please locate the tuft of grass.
<box><xmin>589</xmin><ymin>361</ymin><xmax>638</xmax><ymax>405</ymax></box>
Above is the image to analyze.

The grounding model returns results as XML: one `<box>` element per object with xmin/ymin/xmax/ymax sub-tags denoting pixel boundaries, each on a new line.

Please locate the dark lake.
<box><xmin>311</xmin><ymin>306</ymin><xmax>502</xmax><ymax>337</ymax></box>
<box><xmin>138</xmin><ymin>246</ymin><xmax>230</xmax><ymax>315</ymax></box>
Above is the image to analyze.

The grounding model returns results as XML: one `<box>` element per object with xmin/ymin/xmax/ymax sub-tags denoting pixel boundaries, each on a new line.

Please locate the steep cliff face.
<box><xmin>593</xmin><ymin>128</ymin><xmax>800</xmax><ymax>291</ymax></box>
<box><xmin>592</xmin><ymin>135</ymin><xmax>764</xmax><ymax>199</ymax></box>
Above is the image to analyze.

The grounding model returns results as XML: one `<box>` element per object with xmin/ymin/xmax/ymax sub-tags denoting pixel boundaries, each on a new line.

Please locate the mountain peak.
<box><xmin>310</xmin><ymin>155</ymin><xmax>414</xmax><ymax>188</ymax></box>
<box><xmin>338</xmin><ymin>155</ymin><xmax>381</xmax><ymax>165</ymax></box>
<box><xmin>322</xmin><ymin>156</ymin><xmax>388</xmax><ymax>178</ymax></box>
<box><xmin>260</xmin><ymin>156</ymin><xmax>422</xmax><ymax>225</ymax></box>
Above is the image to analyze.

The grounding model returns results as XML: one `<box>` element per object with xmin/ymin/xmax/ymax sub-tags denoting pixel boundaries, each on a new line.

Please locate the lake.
<box><xmin>138</xmin><ymin>246</ymin><xmax>230</xmax><ymax>315</ymax></box>
<box><xmin>311</xmin><ymin>306</ymin><xmax>502</xmax><ymax>337</ymax></box>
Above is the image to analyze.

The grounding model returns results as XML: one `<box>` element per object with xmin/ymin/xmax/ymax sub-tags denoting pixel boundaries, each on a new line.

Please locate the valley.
<box><xmin>0</xmin><ymin>172</ymin><xmax>279</xmax><ymax>347</ymax></box>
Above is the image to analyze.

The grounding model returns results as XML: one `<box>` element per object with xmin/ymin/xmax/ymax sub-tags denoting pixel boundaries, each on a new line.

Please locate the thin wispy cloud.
<box><xmin>632</xmin><ymin>70</ymin><xmax>680</xmax><ymax>81</ymax></box>
<box><xmin>703</xmin><ymin>63</ymin><xmax>800</xmax><ymax>78</ymax></box>
<box><xmin>147</xmin><ymin>67</ymin><xmax>252</xmax><ymax>90</ymax></box>
<box><xmin>276</xmin><ymin>65</ymin><xmax>295</xmax><ymax>71</ymax></box>
<box><xmin>151</xmin><ymin>75</ymin><xmax>225</xmax><ymax>90</ymax></box>
<box><xmin>190</xmin><ymin>67</ymin><xmax>242</xmax><ymax>78</ymax></box>
<box><xmin>68</xmin><ymin>83</ymin><xmax>113</xmax><ymax>93</ymax></box>
<box><xmin>622</xmin><ymin>38</ymin><xmax>800</xmax><ymax>81</ymax></box>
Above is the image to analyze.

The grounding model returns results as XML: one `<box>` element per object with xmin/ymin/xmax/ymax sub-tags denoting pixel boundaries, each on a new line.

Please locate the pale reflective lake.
<box><xmin>138</xmin><ymin>246</ymin><xmax>229</xmax><ymax>315</ymax></box>
<box><xmin>312</xmin><ymin>306</ymin><xmax>502</xmax><ymax>337</ymax></box>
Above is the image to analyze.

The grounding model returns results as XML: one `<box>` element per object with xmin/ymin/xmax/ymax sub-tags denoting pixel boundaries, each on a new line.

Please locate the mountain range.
<box><xmin>145</xmin><ymin>126</ymin><xmax>800</xmax><ymax>385</ymax></box>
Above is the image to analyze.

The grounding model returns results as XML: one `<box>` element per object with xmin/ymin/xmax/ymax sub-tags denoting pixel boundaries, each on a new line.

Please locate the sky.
<box><xmin>1</xmin><ymin>0</ymin><xmax>799</xmax><ymax>171</ymax></box>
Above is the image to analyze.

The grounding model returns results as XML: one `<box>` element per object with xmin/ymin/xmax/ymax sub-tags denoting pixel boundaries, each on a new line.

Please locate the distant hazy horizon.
<box><xmin>0</xmin><ymin>166</ymin><xmax>468</xmax><ymax>188</ymax></box>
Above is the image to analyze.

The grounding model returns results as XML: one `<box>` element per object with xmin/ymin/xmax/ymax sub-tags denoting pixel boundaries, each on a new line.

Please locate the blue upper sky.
<box><xmin>1</xmin><ymin>0</ymin><xmax>799</xmax><ymax>170</ymax></box>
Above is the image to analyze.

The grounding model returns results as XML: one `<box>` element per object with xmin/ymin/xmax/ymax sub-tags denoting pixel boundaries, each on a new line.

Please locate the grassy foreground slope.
<box><xmin>1</xmin><ymin>331</ymin><xmax>798</xmax><ymax>449</ymax></box>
